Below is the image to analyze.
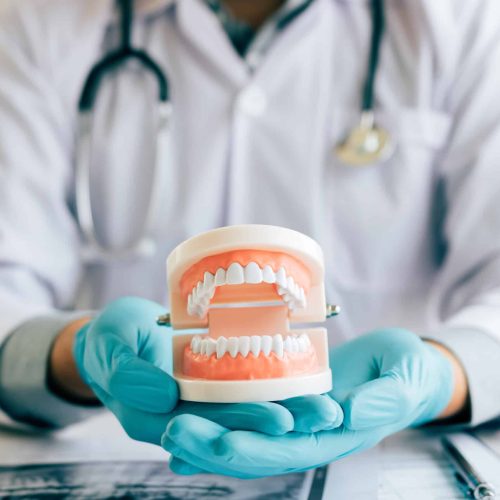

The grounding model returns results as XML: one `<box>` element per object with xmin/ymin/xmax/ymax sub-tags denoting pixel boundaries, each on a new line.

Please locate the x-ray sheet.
<box><xmin>0</xmin><ymin>461</ymin><xmax>317</xmax><ymax>500</ymax></box>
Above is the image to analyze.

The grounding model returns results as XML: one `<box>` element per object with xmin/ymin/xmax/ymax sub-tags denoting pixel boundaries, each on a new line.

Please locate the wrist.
<box><xmin>425</xmin><ymin>340</ymin><xmax>470</xmax><ymax>421</ymax></box>
<box><xmin>48</xmin><ymin>317</ymin><xmax>98</xmax><ymax>404</ymax></box>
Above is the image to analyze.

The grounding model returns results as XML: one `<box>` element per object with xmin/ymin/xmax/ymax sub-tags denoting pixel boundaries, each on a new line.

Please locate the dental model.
<box><xmin>163</xmin><ymin>225</ymin><xmax>337</xmax><ymax>403</ymax></box>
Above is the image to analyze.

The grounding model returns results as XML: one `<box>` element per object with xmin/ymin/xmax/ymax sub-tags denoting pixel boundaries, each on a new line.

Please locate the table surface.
<box><xmin>1</xmin><ymin>414</ymin><xmax>497</xmax><ymax>499</ymax></box>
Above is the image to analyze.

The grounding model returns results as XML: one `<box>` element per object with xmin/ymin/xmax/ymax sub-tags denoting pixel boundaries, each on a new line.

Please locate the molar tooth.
<box><xmin>284</xmin><ymin>336</ymin><xmax>292</xmax><ymax>352</ymax></box>
<box><xmin>215</xmin><ymin>268</ymin><xmax>226</xmax><ymax>286</ymax></box>
<box><xmin>290</xmin><ymin>336</ymin><xmax>299</xmax><ymax>353</ymax></box>
<box><xmin>287</xmin><ymin>276</ymin><xmax>295</xmax><ymax>294</ymax></box>
<box><xmin>262</xmin><ymin>265</ymin><xmax>276</xmax><ymax>283</ymax></box>
<box><xmin>277</xmin><ymin>286</ymin><xmax>287</xmax><ymax>296</ymax></box>
<box><xmin>206</xmin><ymin>338</ymin><xmax>216</xmax><ymax>357</ymax></box>
<box><xmin>216</xmin><ymin>337</ymin><xmax>227</xmax><ymax>359</ymax></box>
<box><xmin>272</xmin><ymin>334</ymin><xmax>284</xmax><ymax>358</ymax></box>
<box><xmin>239</xmin><ymin>336</ymin><xmax>250</xmax><ymax>357</ymax></box>
<box><xmin>200</xmin><ymin>339</ymin><xmax>207</xmax><ymax>355</ymax></box>
<box><xmin>191</xmin><ymin>335</ymin><xmax>201</xmax><ymax>354</ymax></box>
<box><xmin>275</xmin><ymin>267</ymin><xmax>287</xmax><ymax>287</ymax></box>
<box><xmin>261</xmin><ymin>335</ymin><xmax>272</xmax><ymax>356</ymax></box>
<box><xmin>250</xmin><ymin>336</ymin><xmax>261</xmax><ymax>357</ymax></box>
<box><xmin>196</xmin><ymin>281</ymin><xmax>204</xmax><ymax>297</ymax></box>
<box><xmin>227</xmin><ymin>263</ymin><xmax>244</xmax><ymax>284</ymax></box>
<box><xmin>244</xmin><ymin>262</ymin><xmax>263</xmax><ymax>284</ymax></box>
<box><xmin>227</xmin><ymin>337</ymin><xmax>239</xmax><ymax>358</ymax></box>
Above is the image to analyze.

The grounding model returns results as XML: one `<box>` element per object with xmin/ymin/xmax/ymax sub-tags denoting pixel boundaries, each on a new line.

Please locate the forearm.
<box><xmin>425</xmin><ymin>340</ymin><xmax>469</xmax><ymax>421</ymax></box>
<box><xmin>48</xmin><ymin>317</ymin><xmax>97</xmax><ymax>403</ymax></box>
<box><xmin>0</xmin><ymin>313</ymin><xmax>102</xmax><ymax>428</ymax></box>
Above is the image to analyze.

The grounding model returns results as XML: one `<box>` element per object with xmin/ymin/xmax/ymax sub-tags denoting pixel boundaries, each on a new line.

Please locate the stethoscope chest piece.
<box><xmin>335</xmin><ymin>111</ymin><xmax>393</xmax><ymax>167</ymax></box>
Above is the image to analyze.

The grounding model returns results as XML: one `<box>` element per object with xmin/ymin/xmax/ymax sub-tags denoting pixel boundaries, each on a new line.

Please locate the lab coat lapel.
<box><xmin>175</xmin><ymin>0</ymin><xmax>248</xmax><ymax>87</ymax></box>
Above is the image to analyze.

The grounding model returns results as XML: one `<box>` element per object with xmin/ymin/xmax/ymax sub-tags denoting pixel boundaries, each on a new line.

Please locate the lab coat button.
<box><xmin>237</xmin><ymin>86</ymin><xmax>268</xmax><ymax>117</ymax></box>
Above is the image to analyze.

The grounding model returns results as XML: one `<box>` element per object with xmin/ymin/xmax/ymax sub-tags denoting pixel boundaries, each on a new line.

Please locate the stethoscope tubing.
<box><xmin>75</xmin><ymin>0</ymin><xmax>386</xmax><ymax>262</ymax></box>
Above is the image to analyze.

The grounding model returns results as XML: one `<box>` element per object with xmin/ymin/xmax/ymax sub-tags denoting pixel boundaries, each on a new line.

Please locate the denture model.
<box><xmin>163</xmin><ymin>225</ymin><xmax>336</xmax><ymax>402</ymax></box>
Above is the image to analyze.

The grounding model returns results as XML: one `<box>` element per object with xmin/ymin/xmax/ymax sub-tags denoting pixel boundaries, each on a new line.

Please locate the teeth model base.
<box><xmin>189</xmin><ymin>333</ymin><xmax>311</xmax><ymax>359</ymax></box>
<box><xmin>187</xmin><ymin>262</ymin><xmax>307</xmax><ymax>318</ymax></box>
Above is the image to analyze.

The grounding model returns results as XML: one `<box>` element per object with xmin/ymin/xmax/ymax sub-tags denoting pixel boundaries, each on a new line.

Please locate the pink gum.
<box><xmin>183</xmin><ymin>345</ymin><xmax>319</xmax><ymax>380</ymax></box>
<box><xmin>180</xmin><ymin>249</ymin><xmax>311</xmax><ymax>298</ymax></box>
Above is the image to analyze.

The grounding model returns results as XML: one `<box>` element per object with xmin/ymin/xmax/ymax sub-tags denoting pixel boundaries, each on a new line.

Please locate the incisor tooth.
<box><xmin>272</xmin><ymin>334</ymin><xmax>284</xmax><ymax>358</ymax></box>
<box><xmin>227</xmin><ymin>262</ymin><xmax>244</xmax><ymax>284</ymax></box>
<box><xmin>275</xmin><ymin>267</ymin><xmax>287</xmax><ymax>287</ymax></box>
<box><xmin>261</xmin><ymin>335</ymin><xmax>272</xmax><ymax>356</ymax></box>
<box><xmin>250</xmin><ymin>336</ymin><xmax>261</xmax><ymax>357</ymax></box>
<box><xmin>227</xmin><ymin>337</ymin><xmax>239</xmax><ymax>358</ymax></box>
<box><xmin>239</xmin><ymin>336</ymin><xmax>250</xmax><ymax>357</ymax></box>
<box><xmin>262</xmin><ymin>265</ymin><xmax>276</xmax><ymax>283</ymax></box>
<box><xmin>244</xmin><ymin>262</ymin><xmax>262</xmax><ymax>284</ymax></box>
<box><xmin>216</xmin><ymin>337</ymin><xmax>227</xmax><ymax>359</ymax></box>
<box><xmin>206</xmin><ymin>338</ymin><xmax>216</xmax><ymax>357</ymax></box>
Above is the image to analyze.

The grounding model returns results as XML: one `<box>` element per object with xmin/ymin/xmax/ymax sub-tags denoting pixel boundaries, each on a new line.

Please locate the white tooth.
<box><xmin>277</xmin><ymin>286</ymin><xmax>287</xmax><ymax>296</ymax></box>
<box><xmin>299</xmin><ymin>288</ymin><xmax>306</xmax><ymax>307</ymax></box>
<box><xmin>197</xmin><ymin>281</ymin><xmax>204</xmax><ymax>296</ymax></box>
<box><xmin>284</xmin><ymin>336</ymin><xmax>292</xmax><ymax>352</ymax></box>
<box><xmin>290</xmin><ymin>336</ymin><xmax>298</xmax><ymax>353</ymax></box>
<box><xmin>206</xmin><ymin>338</ymin><xmax>217</xmax><ymax>357</ymax></box>
<box><xmin>191</xmin><ymin>335</ymin><xmax>201</xmax><ymax>354</ymax></box>
<box><xmin>272</xmin><ymin>334</ymin><xmax>284</xmax><ymax>358</ymax></box>
<box><xmin>215</xmin><ymin>268</ymin><xmax>226</xmax><ymax>286</ymax></box>
<box><xmin>250</xmin><ymin>336</ymin><xmax>261</xmax><ymax>357</ymax></box>
<box><xmin>216</xmin><ymin>336</ymin><xmax>227</xmax><ymax>359</ymax></box>
<box><xmin>287</xmin><ymin>276</ymin><xmax>295</xmax><ymax>294</ymax></box>
<box><xmin>200</xmin><ymin>339</ymin><xmax>207</xmax><ymax>355</ymax></box>
<box><xmin>227</xmin><ymin>263</ymin><xmax>244</xmax><ymax>284</ymax></box>
<box><xmin>261</xmin><ymin>335</ymin><xmax>272</xmax><ymax>356</ymax></box>
<box><xmin>287</xmin><ymin>301</ymin><xmax>296</xmax><ymax>311</ymax></box>
<box><xmin>203</xmin><ymin>272</ymin><xmax>215</xmax><ymax>297</ymax></box>
<box><xmin>297</xmin><ymin>336</ymin><xmax>307</xmax><ymax>352</ymax></box>
<box><xmin>244</xmin><ymin>262</ymin><xmax>263</xmax><ymax>284</ymax></box>
<box><xmin>262</xmin><ymin>265</ymin><xmax>276</xmax><ymax>283</ymax></box>
<box><xmin>227</xmin><ymin>337</ymin><xmax>239</xmax><ymax>358</ymax></box>
<box><xmin>283</xmin><ymin>293</ymin><xmax>294</xmax><ymax>303</ymax></box>
<box><xmin>203</xmin><ymin>271</ymin><xmax>214</xmax><ymax>288</ymax></box>
<box><xmin>261</xmin><ymin>335</ymin><xmax>273</xmax><ymax>356</ymax></box>
<box><xmin>187</xmin><ymin>294</ymin><xmax>194</xmax><ymax>314</ymax></box>
<box><xmin>299</xmin><ymin>333</ymin><xmax>311</xmax><ymax>347</ymax></box>
<box><xmin>195</xmin><ymin>304</ymin><xmax>205</xmax><ymax>318</ymax></box>
<box><xmin>275</xmin><ymin>267</ymin><xmax>287</xmax><ymax>287</ymax></box>
<box><xmin>293</xmin><ymin>283</ymin><xmax>301</xmax><ymax>299</ymax></box>
<box><xmin>239</xmin><ymin>336</ymin><xmax>250</xmax><ymax>357</ymax></box>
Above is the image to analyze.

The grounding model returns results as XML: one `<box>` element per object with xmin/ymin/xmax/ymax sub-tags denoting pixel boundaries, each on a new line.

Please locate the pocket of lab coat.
<box><xmin>324</xmin><ymin>107</ymin><xmax>452</xmax><ymax>292</ymax></box>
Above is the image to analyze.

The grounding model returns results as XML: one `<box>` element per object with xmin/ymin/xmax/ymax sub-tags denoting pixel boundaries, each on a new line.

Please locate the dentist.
<box><xmin>0</xmin><ymin>0</ymin><xmax>499</xmax><ymax>477</ymax></box>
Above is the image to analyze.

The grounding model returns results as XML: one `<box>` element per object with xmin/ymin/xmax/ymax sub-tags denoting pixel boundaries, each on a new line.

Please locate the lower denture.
<box><xmin>183</xmin><ymin>344</ymin><xmax>319</xmax><ymax>380</ymax></box>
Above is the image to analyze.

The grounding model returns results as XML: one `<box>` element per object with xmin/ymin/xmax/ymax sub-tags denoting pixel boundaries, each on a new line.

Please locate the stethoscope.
<box><xmin>75</xmin><ymin>0</ymin><xmax>390</xmax><ymax>262</ymax></box>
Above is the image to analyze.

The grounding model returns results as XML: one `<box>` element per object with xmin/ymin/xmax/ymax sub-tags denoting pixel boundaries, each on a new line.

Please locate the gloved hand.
<box><xmin>162</xmin><ymin>329</ymin><xmax>454</xmax><ymax>478</ymax></box>
<box><xmin>74</xmin><ymin>297</ymin><xmax>342</xmax><ymax>444</ymax></box>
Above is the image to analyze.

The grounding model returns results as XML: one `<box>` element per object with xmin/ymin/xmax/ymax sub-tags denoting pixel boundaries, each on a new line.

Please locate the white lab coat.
<box><xmin>1</xmin><ymin>0</ymin><xmax>500</xmax><ymax>422</ymax></box>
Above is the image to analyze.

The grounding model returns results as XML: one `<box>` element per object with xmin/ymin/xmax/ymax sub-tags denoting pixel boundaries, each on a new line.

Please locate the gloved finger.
<box><xmin>163</xmin><ymin>414</ymin><xmax>375</xmax><ymax>477</ymax></box>
<box><xmin>177</xmin><ymin>401</ymin><xmax>293</xmax><ymax>435</ymax></box>
<box><xmin>342</xmin><ymin>374</ymin><xmax>417</xmax><ymax>430</ymax></box>
<box><xmin>91</xmin><ymin>385</ymin><xmax>171</xmax><ymax>445</ymax></box>
<box><xmin>168</xmin><ymin>457</ymin><xmax>210</xmax><ymax>476</ymax></box>
<box><xmin>88</xmin><ymin>337</ymin><xmax>179</xmax><ymax>413</ymax></box>
<box><xmin>277</xmin><ymin>395</ymin><xmax>344</xmax><ymax>432</ymax></box>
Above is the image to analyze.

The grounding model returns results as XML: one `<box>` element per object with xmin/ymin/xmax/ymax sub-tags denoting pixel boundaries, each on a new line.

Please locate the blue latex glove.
<box><xmin>162</xmin><ymin>329</ymin><xmax>454</xmax><ymax>478</ymax></box>
<box><xmin>74</xmin><ymin>297</ymin><xmax>341</xmax><ymax>444</ymax></box>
